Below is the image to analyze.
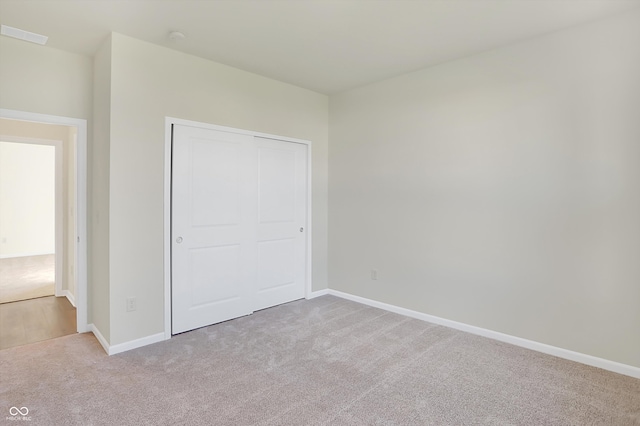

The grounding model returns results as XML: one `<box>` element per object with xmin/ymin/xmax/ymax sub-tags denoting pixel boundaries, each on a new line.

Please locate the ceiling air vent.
<box><xmin>1</xmin><ymin>25</ymin><xmax>48</xmax><ymax>45</ymax></box>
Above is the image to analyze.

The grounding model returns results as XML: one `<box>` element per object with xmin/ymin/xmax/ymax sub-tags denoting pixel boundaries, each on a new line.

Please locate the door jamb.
<box><xmin>0</xmin><ymin>108</ymin><xmax>89</xmax><ymax>332</ymax></box>
<box><xmin>163</xmin><ymin>117</ymin><xmax>313</xmax><ymax>340</ymax></box>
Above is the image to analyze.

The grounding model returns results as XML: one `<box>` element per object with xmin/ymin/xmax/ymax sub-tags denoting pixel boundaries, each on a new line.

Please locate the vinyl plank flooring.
<box><xmin>0</xmin><ymin>295</ymin><xmax>76</xmax><ymax>350</ymax></box>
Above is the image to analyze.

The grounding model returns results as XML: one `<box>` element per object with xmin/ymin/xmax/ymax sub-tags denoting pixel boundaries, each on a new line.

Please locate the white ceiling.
<box><xmin>1</xmin><ymin>0</ymin><xmax>639</xmax><ymax>94</ymax></box>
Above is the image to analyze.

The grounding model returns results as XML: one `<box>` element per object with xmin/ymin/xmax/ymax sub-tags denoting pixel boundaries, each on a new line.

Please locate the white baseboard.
<box><xmin>88</xmin><ymin>288</ymin><xmax>639</xmax><ymax>377</ymax></box>
<box><xmin>0</xmin><ymin>252</ymin><xmax>55</xmax><ymax>259</ymax></box>
<box><xmin>63</xmin><ymin>290</ymin><xmax>76</xmax><ymax>307</ymax></box>
<box><xmin>89</xmin><ymin>323</ymin><xmax>110</xmax><ymax>354</ymax></box>
<box><xmin>89</xmin><ymin>324</ymin><xmax>167</xmax><ymax>356</ymax></box>
<box><xmin>108</xmin><ymin>332</ymin><xmax>167</xmax><ymax>355</ymax></box>
<box><xmin>307</xmin><ymin>289</ymin><xmax>329</xmax><ymax>299</ymax></box>
<box><xmin>327</xmin><ymin>289</ymin><xmax>640</xmax><ymax>379</ymax></box>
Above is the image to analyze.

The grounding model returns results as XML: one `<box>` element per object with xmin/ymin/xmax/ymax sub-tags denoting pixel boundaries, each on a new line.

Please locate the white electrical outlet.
<box><xmin>371</xmin><ymin>269</ymin><xmax>378</xmax><ymax>280</ymax></box>
<box><xmin>126</xmin><ymin>297</ymin><xmax>137</xmax><ymax>312</ymax></box>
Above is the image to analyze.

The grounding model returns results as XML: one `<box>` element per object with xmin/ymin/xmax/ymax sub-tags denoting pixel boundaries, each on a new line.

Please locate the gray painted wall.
<box><xmin>329</xmin><ymin>10</ymin><xmax>640</xmax><ymax>367</ymax></box>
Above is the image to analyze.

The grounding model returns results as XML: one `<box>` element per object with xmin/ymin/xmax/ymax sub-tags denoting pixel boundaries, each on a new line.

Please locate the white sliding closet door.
<box><xmin>172</xmin><ymin>125</ymin><xmax>256</xmax><ymax>334</ymax></box>
<box><xmin>255</xmin><ymin>137</ymin><xmax>307</xmax><ymax>311</ymax></box>
<box><xmin>172</xmin><ymin>125</ymin><xmax>307</xmax><ymax>334</ymax></box>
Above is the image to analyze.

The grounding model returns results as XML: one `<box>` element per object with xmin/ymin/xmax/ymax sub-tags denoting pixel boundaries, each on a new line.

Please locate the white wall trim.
<box><xmin>305</xmin><ymin>140</ymin><xmax>313</xmax><ymax>298</ymax></box>
<box><xmin>108</xmin><ymin>332</ymin><xmax>166</xmax><ymax>356</ymax></box>
<box><xmin>1</xmin><ymin>108</ymin><xmax>89</xmax><ymax>333</ymax></box>
<box><xmin>327</xmin><ymin>289</ymin><xmax>640</xmax><ymax>379</ymax></box>
<box><xmin>307</xmin><ymin>289</ymin><xmax>329</xmax><ymax>299</ymax></box>
<box><xmin>163</xmin><ymin>119</ymin><xmax>172</xmax><ymax>340</ymax></box>
<box><xmin>166</xmin><ymin>117</ymin><xmax>312</xmax><ymax>145</ymax></box>
<box><xmin>89</xmin><ymin>323</ymin><xmax>110</xmax><ymax>355</ymax></box>
<box><xmin>163</xmin><ymin>116</ymin><xmax>313</xmax><ymax>340</ymax></box>
<box><xmin>63</xmin><ymin>289</ymin><xmax>76</xmax><ymax>308</ymax></box>
<box><xmin>89</xmin><ymin>324</ymin><xmax>166</xmax><ymax>356</ymax></box>
<box><xmin>95</xmin><ymin>284</ymin><xmax>640</xmax><ymax>377</ymax></box>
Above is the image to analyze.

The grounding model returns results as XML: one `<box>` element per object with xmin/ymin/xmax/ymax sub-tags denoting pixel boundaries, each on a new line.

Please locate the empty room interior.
<box><xmin>0</xmin><ymin>1</ymin><xmax>639</xmax><ymax>424</ymax></box>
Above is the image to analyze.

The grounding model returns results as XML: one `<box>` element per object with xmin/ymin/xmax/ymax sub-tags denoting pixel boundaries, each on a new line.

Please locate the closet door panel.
<box><xmin>172</xmin><ymin>125</ymin><xmax>307</xmax><ymax>334</ymax></box>
<box><xmin>172</xmin><ymin>125</ymin><xmax>255</xmax><ymax>334</ymax></box>
<box><xmin>254</xmin><ymin>137</ymin><xmax>307</xmax><ymax>310</ymax></box>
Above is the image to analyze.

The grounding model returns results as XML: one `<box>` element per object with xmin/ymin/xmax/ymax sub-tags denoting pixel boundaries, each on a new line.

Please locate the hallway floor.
<box><xmin>0</xmin><ymin>254</ymin><xmax>55</xmax><ymax>304</ymax></box>
<box><xmin>0</xmin><ymin>295</ymin><xmax>76</xmax><ymax>350</ymax></box>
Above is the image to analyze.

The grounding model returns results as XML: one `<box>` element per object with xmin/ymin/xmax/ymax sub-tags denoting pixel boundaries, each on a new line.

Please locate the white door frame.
<box><xmin>0</xmin><ymin>108</ymin><xmax>89</xmax><ymax>333</ymax></box>
<box><xmin>163</xmin><ymin>117</ymin><xmax>313</xmax><ymax>339</ymax></box>
<box><xmin>0</xmin><ymin>135</ymin><xmax>63</xmax><ymax>298</ymax></box>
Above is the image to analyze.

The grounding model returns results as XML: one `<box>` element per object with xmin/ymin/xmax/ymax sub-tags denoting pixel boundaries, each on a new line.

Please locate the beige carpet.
<box><xmin>1</xmin><ymin>295</ymin><xmax>639</xmax><ymax>425</ymax></box>
<box><xmin>0</xmin><ymin>254</ymin><xmax>55</xmax><ymax>304</ymax></box>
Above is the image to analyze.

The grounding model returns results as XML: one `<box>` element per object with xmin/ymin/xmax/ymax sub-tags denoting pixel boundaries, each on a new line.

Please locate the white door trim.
<box><xmin>0</xmin><ymin>135</ymin><xmax>63</xmax><ymax>297</ymax></box>
<box><xmin>0</xmin><ymin>108</ymin><xmax>89</xmax><ymax>333</ymax></box>
<box><xmin>164</xmin><ymin>117</ymin><xmax>313</xmax><ymax>339</ymax></box>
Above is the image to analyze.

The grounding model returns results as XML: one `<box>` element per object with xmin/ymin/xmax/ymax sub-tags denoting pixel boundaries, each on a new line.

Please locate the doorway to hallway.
<box><xmin>0</xmin><ymin>109</ymin><xmax>88</xmax><ymax>349</ymax></box>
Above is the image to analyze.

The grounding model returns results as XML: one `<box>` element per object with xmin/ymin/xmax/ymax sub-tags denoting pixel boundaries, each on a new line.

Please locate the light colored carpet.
<box><xmin>1</xmin><ymin>295</ymin><xmax>639</xmax><ymax>425</ymax></box>
<box><xmin>0</xmin><ymin>254</ymin><xmax>55</xmax><ymax>304</ymax></box>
